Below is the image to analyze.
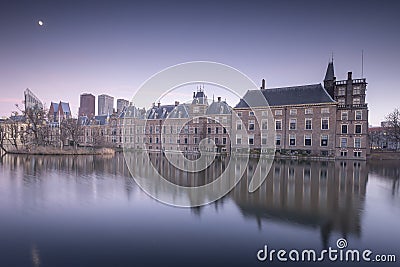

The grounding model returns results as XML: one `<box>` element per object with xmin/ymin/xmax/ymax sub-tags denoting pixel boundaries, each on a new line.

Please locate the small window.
<box><xmin>354</xmin><ymin>138</ymin><xmax>361</xmax><ymax>148</ymax></box>
<box><xmin>289</xmin><ymin>119</ymin><xmax>296</xmax><ymax>130</ymax></box>
<box><xmin>248</xmin><ymin>135</ymin><xmax>254</xmax><ymax>145</ymax></box>
<box><xmin>236</xmin><ymin>121</ymin><xmax>242</xmax><ymax>130</ymax></box>
<box><xmin>321</xmin><ymin>135</ymin><xmax>328</xmax><ymax>147</ymax></box>
<box><xmin>261</xmin><ymin>120</ymin><xmax>268</xmax><ymax>130</ymax></box>
<box><xmin>249</xmin><ymin>111</ymin><xmax>255</xmax><ymax>116</ymax></box>
<box><xmin>341</xmin><ymin>111</ymin><xmax>348</xmax><ymax>120</ymax></box>
<box><xmin>248</xmin><ymin>120</ymin><xmax>255</xmax><ymax>131</ymax></box>
<box><xmin>338</xmin><ymin>87</ymin><xmax>345</xmax><ymax>96</ymax></box>
<box><xmin>338</xmin><ymin>98</ymin><xmax>345</xmax><ymax>105</ymax></box>
<box><xmin>304</xmin><ymin>135</ymin><xmax>312</xmax><ymax>146</ymax></box>
<box><xmin>341</xmin><ymin>138</ymin><xmax>347</xmax><ymax>148</ymax></box>
<box><xmin>289</xmin><ymin>135</ymin><xmax>296</xmax><ymax>146</ymax></box>
<box><xmin>276</xmin><ymin>135</ymin><xmax>281</xmax><ymax>146</ymax></box>
<box><xmin>261</xmin><ymin>136</ymin><xmax>267</xmax><ymax>145</ymax></box>
<box><xmin>353</xmin><ymin>86</ymin><xmax>361</xmax><ymax>95</ymax></box>
<box><xmin>275</xmin><ymin>120</ymin><xmax>282</xmax><ymax>130</ymax></box>
<box><xmin>305</xmin><ymin>119</ymin><xmax>312</xmax><ymax>130</ymax></box>
<box><xmin>305</xmin><ymin>108</ymin><xmax>313</xmax><ymax>115</ymax></box>
<box><xmin>355</xmin><ymin>124</ymin><xmax>362</xmax><ymax>134</ymax></box>
<box><xmin>340</xmin><ymin>151</ymin><xmax>348</xmax><ymax>157</ymax></box>
<box><xmin>289</xmin><ymin>109</ymin><xmax>297</xmax><ymax>115</ymax></box>
<box><xmin>222</xmin><ymin>137</ymin><xmax>227</xmax><ymax>144</ymax></box>
<box><xmin>321</xmin><ymin>108</ymin><xmax>330</xmax><ymax>114</ymax></box>
<box><xmin>355</xmin><ymin>110</ymin><xmax>362</xmax><ymax>120</ymax></box>
<box><xmin>261</xmin><ymin>111</ymin><xmax>268</xmax><ymax>117</ymax></box>
<box><xmin>237</xmin><ymin>112</ymin><xmax>242</xmax><ymax>117</ymax></box>
<box><xmin>353</xmin><ymin>98</ymin><xmax>361</xmax><ymax>105</ymax></box>
<box><xmin>341</xmin><ymin>124</ymin><xmax>348</xmax><ymax>134</ymax></box>
<box><xmin>275</xmin><ymin>110</ymin><xmax>283</xmax><ymax>116</ymax></box>
<box><xmin>321</xmin><ymin>118</ymin><xmax>329</xmax><ymax>130</ymax></box>
<box><xmin>236</xmin><ymin>135</ymin><xmax>242</xmax><ymax>145</ymax></box>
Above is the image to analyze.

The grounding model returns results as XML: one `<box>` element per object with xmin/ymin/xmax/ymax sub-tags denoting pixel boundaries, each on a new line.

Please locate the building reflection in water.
<box><xmin>368</xmin><ymin>160</ymin><xmax>400</xmax><ymax>197</ymax></box>
<box><xmin>1</xmin><ymin>152</ymin><xmax>368</xmax><ymax>248</ymax></box>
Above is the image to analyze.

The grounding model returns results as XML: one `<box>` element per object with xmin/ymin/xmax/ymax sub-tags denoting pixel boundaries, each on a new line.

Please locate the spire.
<box><xmin>324</xmin><ymin>60</ymin><xmax>335</xmax><ymax>81</ymax></box>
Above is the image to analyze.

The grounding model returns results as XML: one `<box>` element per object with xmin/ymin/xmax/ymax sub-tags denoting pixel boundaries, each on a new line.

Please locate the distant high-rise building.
<box><xmin>98</xmin><ymin>94</ymin><xmax>114</xmax><ymax>115</ymax></box>
<box><xmin>117</xmin><ymin>99</ymin><xmax>129</xmax><ymax>114</ymax></box>
<box><xmin>79</xmin><ymin>93</ymin><xmax>95</xmax><ymax>117</ymax></box>
<box><xmin>24</xmin><ymin>88</ymin><xmax>43</xmax><ymax>111</ymax></box>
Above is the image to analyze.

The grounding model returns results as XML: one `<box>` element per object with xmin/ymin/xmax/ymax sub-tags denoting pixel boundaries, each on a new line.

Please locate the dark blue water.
<box><xmin>0</xmin><ymin>153</ymin><xmax>398</xmax><ymax>267</ymax></box>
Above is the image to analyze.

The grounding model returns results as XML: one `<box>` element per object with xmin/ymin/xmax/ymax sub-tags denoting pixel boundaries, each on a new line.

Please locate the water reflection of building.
<box><xmin>231</xmin><ymin>158</ymin><xmax>367</xmax><ymax>247</ymax></box>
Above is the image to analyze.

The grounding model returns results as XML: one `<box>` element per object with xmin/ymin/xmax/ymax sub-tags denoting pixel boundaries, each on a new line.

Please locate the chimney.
<box><xmin>261</xmin><ymin>79</ymin><xmax>266</xmax><ymax>89</ymax></box>
<box><xmin>217</xmin><ymin>96</ymin><xmax>221</xmax><ymax>102</ymax></box>
<box><xmin>175</xmin><ymin>101</ymin><xmax>179</xmax><ymax>106</ymax></box>
<box><xmin>347</xmin><ymin>72</ymin><xmax>352</xmax><ymax>80</ymax></box>
<box><xmin>157</xmin><ymin>102</ymin><xmax>161</xmax><ymax>108</ymax></box>
<box><xmin>193</xmin><ymin>92</ymin><xmax>196</xmax><ymax>98</ymax></box>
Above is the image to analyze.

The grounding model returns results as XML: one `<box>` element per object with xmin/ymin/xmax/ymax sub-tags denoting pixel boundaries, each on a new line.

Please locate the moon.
<box><xmin>38</xmin><ymin>20</ymin><xmax>44</xmax><ymax>26</ymax></box>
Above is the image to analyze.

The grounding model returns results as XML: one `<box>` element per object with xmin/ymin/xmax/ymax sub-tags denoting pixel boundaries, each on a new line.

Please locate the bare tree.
<box><xmin>61</xmin><ymin>118</ymin><xmax>84</xmax><ymax>149</ymax></box>
<box><xmin>385</xmin><ymin>108</ymin><xmax>400</xmax><ymax>150</ymax></box>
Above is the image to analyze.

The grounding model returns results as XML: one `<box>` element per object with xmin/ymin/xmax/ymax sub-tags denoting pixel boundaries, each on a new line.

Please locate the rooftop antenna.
<box><xmin>361</xmin><ymin>49</ymin><xmax>364</xmax><ymax>78</ymax></box>
<box><xmin>331</xmin><ymin>52</ymin><xmax>334</xmax><ymax>63</ymax></box>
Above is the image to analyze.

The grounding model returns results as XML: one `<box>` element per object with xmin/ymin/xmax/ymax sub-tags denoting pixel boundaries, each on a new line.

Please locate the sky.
<box><xmin>1</xmin><ymin>0</ymin><xmax>399</xmax><ymax>126</ymax></box>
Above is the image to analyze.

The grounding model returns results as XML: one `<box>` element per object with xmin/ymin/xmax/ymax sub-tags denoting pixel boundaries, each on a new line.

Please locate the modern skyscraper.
<box><xmin>24</xmin><ymin>88</ymin><xmax>43</xmax><ymax>112</ymax></box>
<box><xmin>79</xmin><ymin>93</ymin><xmax>95</xmax><ymax>117</ymax></box>
<box><xmin>117</xmin><ymin>99</ymin><xmax>129</xmax><ymax>115</ymax></box>
<box><xmin>98</xmin><ymin>94</ymin><xmax>114</xmax><ymax>115</ymax></box>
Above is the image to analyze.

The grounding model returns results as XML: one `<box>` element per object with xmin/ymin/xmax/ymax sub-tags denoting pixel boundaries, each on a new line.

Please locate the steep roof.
<box><xmin>206</xmin><ymin>100</ymin><xmax>231</xmax><ymax>115</ymax></box>
<box><xmin>324</xmin><ymin>61</ymin><xmax>335</xmax><ymax>81</ymax></box>
<box><xmin>235</xmin><ymin>84</ymin><xmax>335</xmax><ymax>108</ymax></box>
<box><xmin>167</xmin><ymin>104</ymin><xmax>190</xmax><ymax>119</ymax></box>
<box><xmin>59</xmin><ymin>102</ymin><xmax>71</xmax><ymax>113</ymax></box>
<box><xmin>146</xmin><ymin>105</ymin><xmax>175</xmax><ymax>119</ymax></box>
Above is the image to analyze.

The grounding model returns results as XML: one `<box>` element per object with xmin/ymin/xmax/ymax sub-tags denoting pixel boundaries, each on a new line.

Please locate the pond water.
<box><xmin>0</xmin><ymin>153</ymin><xmax>398</xmax><ymax>267</ymax></box>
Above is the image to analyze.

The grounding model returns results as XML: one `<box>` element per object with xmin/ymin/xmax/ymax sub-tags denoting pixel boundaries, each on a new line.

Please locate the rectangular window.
<box><xmin>261</xmin><ymin>111</ymin><xmax>268</xmax><ymax>117</ymax></box>
<box><xmin>354</xmin><ymin>138</ymin><xmax>361</xmax><ymax>148</ymax></box>
<box><xmin>289</xmin><ymin>109</ymin><xmax>297</xmax><ymax>115</ymax></box>
<box><xmin>305</xmin><ymin>108</ymin><xmax>313</xmax><ymax>115</ymax></box>
<box><xmin>321</xmin><ymin>135</ymin><xmax>328</xmax><ymax>147</ymax></box>
<box><xmin>289</xmin><ymin>119</ymin><xmax>296</xmax><ymax>130</ymax></box>
<box><xmin>275</xmin><ymin>110</ymin><xmax>283</xmax><ymax>116</ymax></box>
<box><xmin>355</xmin><ymin>110</ymin><xmax>362</xmax><ymax>120</ymax></box>
<box><xmin>193</xmin><ymin>117</ymin><xmax>199</xmax><ymax>124</ymax></box>
<box><xmin>276</xmin><ymin>135</ymin><xmax>281</xmax><ymax>146</ymax></box>
<box><xmin>353</xmin><ymin>98</ymin><xmax>361</xmax><ymax>105</ymax></box>
<box><xmin>341</xmin><ymin>151</ymin><xmax>348</xmax><ymax>157</ymax></box>
<box><xmin>248</xmin><ymin>120</ymin><xmax>255</xmax><ymax>131</ymax></box>
<box><xmin>353</xmin><ymin>86</ymin><xmax>361</xmax><ymax>95</ymax></box>
<box><xmin>222</xmin><ymin>116</ymin><xmax>227</xmax><ymax>124</ymax></box>
<box><xmin>194</xmin><ymin>137</ymin><xmax>198</xmax><ymax>144</ymax></box>
<box><xmin>193</xmin><ymin>107</ymin><xmax>199</xmax><ymax>113</ymax></box>
<box><xmin>249</xmin><ymin>111</ymin><xmax>254</xmax><ymax>116</ymax></box>
<box><xmin>338</xmin><ymin>98</ymin><xmax>345</xmax><ymax>105</ymax></box>
<box><xmin>184</xmin><ymin>138</ymin><xmax>188</xmax><ymax>144</ymax></box>
<box><xmin>236</xmin><ymin>135</ymin><xmax>242</xmax><ymax>145</ymax></box>
<box><xmin>354</xmin><ymin>151</ymin><xmax>362</xmax><ymax>157</ymax></box>
<box><xmin>208</xmin><ymin>127</ymin><xmax>211</xmax><ymax>134</ymax></box>
<box><xmin>341</xmin><ymin>124</ymin><xmax>348</xmax><ymax>134</ymax></box>
<box><xmin>236</xmin><ymin>121</ymin><xmax>242</xmax><ymax>130</ymax></box>
<box><xmin>222</xmin><ymin>137</ymin><xmax>227</xmax><ymax>145</ymax></box>
<box><xmin>338</xmin><ymin>87</ymin><xmax>345</xmax><ymax>96</ymax></box>
<box><xmin>321</xmin><ymin>108</ymin><xmax>330</xmax><ymax>114</ymax></box>
<box><xmin>305</xmin><ymin>118</ymin><xmax>312</xmax><ymax>130</ymax></box>
<box><xmin>275</xmin><ymin>120</ymin><xmax>282</xmax><ymax>130</ymax></box>
<box><xmin>216</xmin><ymin>127</ymin><xmax>219</xmax><ymax>134</ymax></box>
<box><xmin>341</xmin><ymin>138</ymin><xmax>347</xmax><ymax>148</ymax></box>
<box><xmin>289</xmin><ymin>135</ymin><xmax>296</xmax><ymax>146</ymax></box>
<box><xmin>261</xmin><ymin>136</ymin><xmax>267</xmax><ymax>145</ymax></box>
<box><xmin>261</xmin><ymin>120</ymin><xmax>268</xmax><ymax>130</ymax></box>
<box><xmin>304</xmin><ymin>135</ymin><xmax>312</xmax><ymax>146</ymax></box>
<box><xmin>194</xmin><ymin>127</ymin><xmax>198</xmax><ymax>134</ymax></box>
<box><xmin>355</xmin><ymin>124</ymin><xmax>362</xmax><ymax>134</ymax></box>
<box><xmin>321</xmin><ymin>118</ymin><xmax>329</xmax><ymax>130</ymax></box>
<box><xmin>215</xmin><ymin>137</ymin><xmax>219</xmax><ymax>144</ymax></box>
<box><xmin>341</xmin><ymin>111</ymin><xmax>348</xmax><ymax>120</ymax></box>
<box><xmin>237</xmin><ymin>112</ymin><xmax>242</xmax><ymax>117</ymax></box>
<box><xmin>248</xmin><ymin>135</ymin><xmax>254</xmax><ymax>145</ymax></box>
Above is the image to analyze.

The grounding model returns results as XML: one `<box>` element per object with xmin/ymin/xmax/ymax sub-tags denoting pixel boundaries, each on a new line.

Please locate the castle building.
<box><xmin>232</xmin><ymin>61</ymin><xmax>369</xmax><ymax>159</ymax></box>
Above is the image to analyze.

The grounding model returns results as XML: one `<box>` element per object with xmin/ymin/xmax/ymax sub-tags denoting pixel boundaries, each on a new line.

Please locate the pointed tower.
<box><xmin>324</xmin><ymin>60</ymin><xmax>336</xmax><ymax>99</ymax></box>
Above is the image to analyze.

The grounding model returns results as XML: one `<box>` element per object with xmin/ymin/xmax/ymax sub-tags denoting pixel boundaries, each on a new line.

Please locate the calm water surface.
<box><xmin>0</xmin><ymin>153</ymin><xmax>399</xmax><ymax>267</ymax></box>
